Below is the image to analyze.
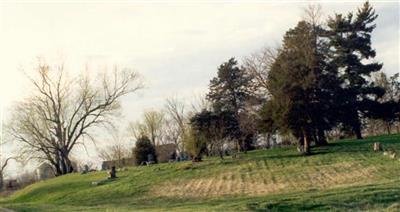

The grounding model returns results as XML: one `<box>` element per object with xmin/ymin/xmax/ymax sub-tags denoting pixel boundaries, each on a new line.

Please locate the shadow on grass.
<box><xmin>246</xmin><ymin>181</ymin><xmax>400</xmax><ymax>212</ymax></box>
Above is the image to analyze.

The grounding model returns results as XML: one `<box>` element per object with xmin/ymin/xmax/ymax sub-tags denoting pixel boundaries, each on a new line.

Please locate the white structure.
<box><xmin>36</xmin><ymin>162</ymin><xmax>55</xmax><ymax>180</ymax></box>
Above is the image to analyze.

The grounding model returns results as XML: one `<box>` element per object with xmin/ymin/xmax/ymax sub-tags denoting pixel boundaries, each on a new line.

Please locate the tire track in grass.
<box><xmin>192</xmin><ymin>178</ymin><xmax>204</xmax><ymax>197</ymax></box>
<box><xmin>227</xmin><ymin>171</ymin><xmax>234</xmax><ymax>193</ymax></box>
<box><xmin>215</xmin><ymin>172</ymin><xmax>225</xmax><ymax>196</ymax></box>
<box><xmin>205</xmin><ymin>177</ymin><xmax>215</xmax><ymax>197</ymax></box>
<box><xmin>323</xmin><ymin>166</ymin><xmax>339</xmax><ymax>185</ymax></box>
<box><xmin>316</xmin><ymin>166</ymin><xmax>332</xmax><ymax>189</ymax></box>
<box><xmin>240</xmin><ymin>163</ymin><xmax>247</xmax><ymax>195</ymax></box>
<box><xmin>263</xmin><ymin>159</ymin><xmax>269</xmax><ymax>170</ymax></box>
<box><xmin>182</xmin><ymin>178</ymin><xmax>195</xmax><ymax>197</ymax></box>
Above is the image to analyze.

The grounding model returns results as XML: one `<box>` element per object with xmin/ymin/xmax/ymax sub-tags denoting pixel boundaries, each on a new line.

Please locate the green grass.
<box><xmin>1</xmin><ymin>134</ymin><xmax>400</xmax><ymax>211</ymax></box>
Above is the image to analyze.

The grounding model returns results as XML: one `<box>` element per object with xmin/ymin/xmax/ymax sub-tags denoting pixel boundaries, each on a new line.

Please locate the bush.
<box><xmin>134</xmin><ymin>136</ymin><xmax>157</xmax><ymax>165</ymax></box>
<box><xmin>183</xmin><ymin>128</ymin><xmax>207</xmax><ymax>162</ymax></box>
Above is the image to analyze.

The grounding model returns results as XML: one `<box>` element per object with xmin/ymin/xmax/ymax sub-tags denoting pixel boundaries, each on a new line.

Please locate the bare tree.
<box><xmin>303</xmin><ymin>4</ymin><xmax>323</xmax><ymax>28</ymax></box>
<box><xmin>243</xmin><ymin>46</ymin><xmax>279</xmax><ymax>99</ymax></box>
<box><xmin>163</xmin><ymin>119</ymin><xmax>182</xmax><ymax>152</ymax></box>
<box><xmin>0</xmin><ymin>136</ymin><xmax>18</xmax><ymax>191</ymax></box>
<box><xmin>188</xmin><ymin>94</ymin><xmax>211</xmax><ymax>116</ymax></box>
<box><xmin>7</xmin><ymin>63</ymin><xmax>143</xmax><ymax>176</ymax></box>
<box><xmin>164</xmin><ymin>97</ymin><xmax>187</xmax><ymax>154</ymax></box>
<box><xmin>128</xmin><ymin>121</ymin><xmax>148</xmax><ymax>141</ymax></box>
<box><xmin>128</xmin><ymin>110</ymin><xmax>165</xmax><ymax>146</ymax></box>
<box><xmin>97</xmin><ymin>131</ymin><xmax>131</xmax><ymax>167</ymax></box>
<box><xmin>0</xmin><ymin>156</ymin><xmax>15</xmax><ymax>191</ymax></box>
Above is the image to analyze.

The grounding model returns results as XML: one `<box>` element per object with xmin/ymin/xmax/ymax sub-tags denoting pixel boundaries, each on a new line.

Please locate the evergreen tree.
<box><xmin>134</xmin><ymin>136</ymin><xmax>157</xmax><ymax>165</ymax></box>
<box><xmin>189</xmin><ymin>109</ymin><xmax>240</xmax><ymax>159</ymax></box>
<box><xmin>327</xmin><ymin>1</ymin><xmax>383</xmax><ymax>139</ymax></box>
<box><xmin>207</xmin><ymin>58</ymin><xmax>253</xmax><ymax>114</ymax></box>
<box><xmin>207</xmin><ymin>58</ymin><xmax>255</xmax><ymax>151</ymax></box>
<box><xmin>369</xmin><ymin>73</ymin><xmax>400</xmax><ymax>134</ymax></box>
<box><xmin>266</xmin><ymin>21</ymin><xmax>325</xmax><ymax>154</ymax></box>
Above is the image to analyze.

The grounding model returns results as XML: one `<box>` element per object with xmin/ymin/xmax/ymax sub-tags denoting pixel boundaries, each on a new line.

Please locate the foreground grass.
<box><xmin>1</xmin><ymin>134</ymin><xmax>400</xmax><ymax>211</ymax></box>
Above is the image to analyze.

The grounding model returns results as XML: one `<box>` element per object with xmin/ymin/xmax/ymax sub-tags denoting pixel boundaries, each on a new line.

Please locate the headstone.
<box><xmin>108</xmin><ymin>166</ymin><xmax>117</xmax><ymax>179</ymax></box>
<box><xmin>81</xmin><ymin>164</ymin><xmax>89</xmax><ymax>174</ymax></box>
<box><xmin>146</xmin><ymin>161</ymin><xmax>155</xmax><ymax>165</ymax></box>
<box><xmin>147</xmin><ymin>154</ymin><xmax>155</xmax><ymax>163</ymax></box>
<box><xmin>297</xmin><ymin>145</ymin><xmax>304</xmax><ymax>153</ymax></box>
<box><xmin>373</xmin><ymin>142</ymin><xmax>382</xmax><ymax>152</ymax></box>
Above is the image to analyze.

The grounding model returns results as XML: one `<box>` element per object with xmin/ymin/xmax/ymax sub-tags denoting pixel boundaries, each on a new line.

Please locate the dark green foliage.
<box><xmin>207</xmin><ymin>58</ymin><xmax>257</xmax><ymax>152</ymax></box>
<box><xmin>258</xmin><ymin>100</ymin><xmax>281</xmax><ymax>135</ymax></box>
<box><xmin>368</xmin><ymin>73</ymin><xmax>400</xmax><ymax>133</ymax></box>
<box><xmin>264</xmin><ymin>20</ymin><xmax>335</xmax><ymax>154</ymax></box>
<box><xmin>327</xmin><ymin>1</ymin><xmax>383</xmax><ymax>139</ymax></box>
<box><xmin>133</xmin><ymin>136</ymin><xmax>157</xmax><ymax>165</ymax></box>
<box><xmin>190</xmin><ymin>109</ymin><xmax>240</xmax><ymax>158</ymax></box>
<box><xmin>193</xmin><ymin>110</ymin><xmax>240</xmax><ymax>140</ymax></box>
<box><xmin>260</xmin><ymin>1</ymin><xmax>386</xmax><ymax>148</ymax></box>
<box><xmin>207</xmin><ymin>58</ymin><xmax>254</xmax><ymax>113</ymax></box>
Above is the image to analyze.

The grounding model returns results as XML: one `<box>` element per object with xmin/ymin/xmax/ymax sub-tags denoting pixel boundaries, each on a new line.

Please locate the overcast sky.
<box><xmin>0</xmin><ymin>1</ymin><xmax>399</xmax><ymax>175</ymax></box>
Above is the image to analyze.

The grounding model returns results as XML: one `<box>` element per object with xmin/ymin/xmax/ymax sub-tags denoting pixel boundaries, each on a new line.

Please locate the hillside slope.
<box><xmin>1</xmin><ymin>134</ymin><xmax>400</xmax><ymax>211</ymax></box>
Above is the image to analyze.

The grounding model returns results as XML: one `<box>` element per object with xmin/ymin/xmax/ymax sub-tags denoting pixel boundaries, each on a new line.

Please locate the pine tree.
<box><xmin>207</xmin><ymin>58</ymin><xmax>253</xmax><ymax>114</ymax></box>
<box><xmin>327</xmin><ymin>1</ymin><xmax>383</xmax><ymax>139</ymax></box>
<box><xmin>207</xmin><ymin>58</ymin><xmax>255</xmax><ymax>152</ymax></box>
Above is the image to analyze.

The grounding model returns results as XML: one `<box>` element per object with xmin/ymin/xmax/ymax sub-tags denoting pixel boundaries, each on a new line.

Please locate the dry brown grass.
<box><xmin>150</xmin><ymin>161</ymin><xmax>379</xmax><ymax>198</ymax></box>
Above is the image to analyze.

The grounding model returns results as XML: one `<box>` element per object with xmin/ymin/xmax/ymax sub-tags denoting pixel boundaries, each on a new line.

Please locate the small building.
<box><xmin>36</xmin><ymin>162</ymin><xmax>55</xmax><ymax>180</ymax></box>
<box><xmin>156</xmin><ymin>143</ymin><xmax>177</xmax><ymax>163</ymax></box>
<box><xmin>5</xmin><ymin>179</ymin><xmax>19</xmax><ymax>190</ymax></box>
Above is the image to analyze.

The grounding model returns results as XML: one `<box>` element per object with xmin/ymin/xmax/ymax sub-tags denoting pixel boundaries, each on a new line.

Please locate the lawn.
<box><xmin>1</xmin><ymin>134</ymin><xmax>400</xmax><ymax>211</ymax></box>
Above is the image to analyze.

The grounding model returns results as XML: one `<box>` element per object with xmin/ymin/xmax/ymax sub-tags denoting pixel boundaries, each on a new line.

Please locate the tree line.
<box><xmin>3</xmin><ymin>2</ymin><xmax>399</xmax><ymax>178</ymax></box>
<box><xmin>186</xmin><ymin>2</ymin><xmax>400</xmax><ymax>158</ymax></box>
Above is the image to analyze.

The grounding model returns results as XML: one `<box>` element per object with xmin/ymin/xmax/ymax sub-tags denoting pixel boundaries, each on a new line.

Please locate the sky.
<box><xmin>0</xmin><ymin>0</ymin><xmax>399</xmax><ymax>176</ymax></box>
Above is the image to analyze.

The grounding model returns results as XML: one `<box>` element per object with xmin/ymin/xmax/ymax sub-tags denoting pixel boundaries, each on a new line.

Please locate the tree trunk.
<box><xmin>316</xmin><ymin>129</ymin><xmax>328</xmax><ymax>146</ymax></box>
<box><xmin>219</xmin><ymin>150</ymin><xmax>224</xmax><ymax>160</ymax></box>
<box><xmin>351</xmin><ymin>110</ymin><xmax>363</xmax><ymax>139</ymax></box>
<box><xmin>303</xmin><ymin>134</ymin><xmax>311</xmax><ymax>155</ymax></box>
<box><xmin>242</xmin><ymin>138</ymin><xmax>248</xmax><ymax>154</ymax></box>
<box><xmin>0</xmin><ymin>171</ymin><xmax>3</xmax><ymax>191</ymax></box>
<box><xmin>386</xmin><ymin>123</ymin><xmax>391</xmax><ymax>135</ymax></box>
<box><xmin>52</xmin><ymin>148</ymin><xmax>74</xmax><ymax>176</ymax></box>
<box><xmin>312</xmin><ymin>131</ymin><xmax>318</xmax><ymax>146</ymax></box>
<box><xmin>236</xmin><ymin>140</ymin><xmax>241</xmax><ymax>153</ymax></box>
<box><xmin>353</xmin><ymin>123</ymin><xmax>363</xmax><ymax>139</ymax></box>
<box><xmin>297</xmin><ymin>134</ymin><xmax>304</xmax><ymax>153</ymax></box>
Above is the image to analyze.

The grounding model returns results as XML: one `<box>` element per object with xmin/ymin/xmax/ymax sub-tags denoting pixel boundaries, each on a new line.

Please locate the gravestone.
<box><xmin>373</xmin><ymin>142</ymin><xmax>382</xmax><ymax>152</ymax></box>
<box><xmin>81</xmin><ymin>164</ymin><xmax>89</xmax><ymax>174</ymax></box>
<box><xmin>146</xmin><ymin>154</ymin><xmax>155</xmax><ymax>165</ymax></box>
<box><xmin>297</xmin><ymin>145</ymin><xmax>304</xmax><ymax>153</ymax></box>
<box><xmin>108</xmin><ymin>166</ymin><xmax>117</xmax><ymax>179</ymax></box>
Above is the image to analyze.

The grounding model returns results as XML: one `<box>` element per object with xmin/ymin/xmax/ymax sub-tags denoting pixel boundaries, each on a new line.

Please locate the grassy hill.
<box><xmin>1</xmin><ymin>134</ymin><xmax>400</xmax><ymax>211</ymax></box>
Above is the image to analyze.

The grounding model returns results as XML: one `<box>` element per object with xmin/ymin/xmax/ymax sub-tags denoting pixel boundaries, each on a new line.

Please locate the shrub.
<box><xmin>183</xmin><ymin>128</ymin><xmax>207</xmax><ymax>162</ymax></box>
<box><xmin>134</xmin><ymin>136</ymin><xmax>157</xmax><ymax>165</ymax></box>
